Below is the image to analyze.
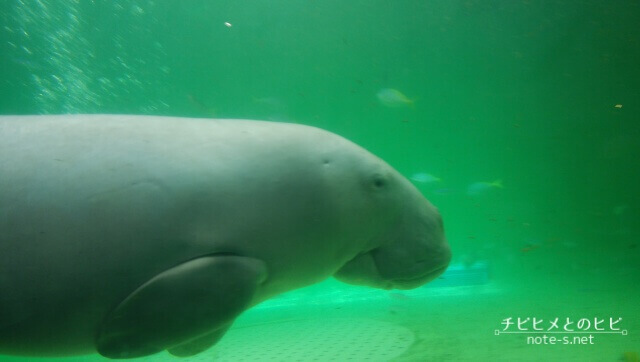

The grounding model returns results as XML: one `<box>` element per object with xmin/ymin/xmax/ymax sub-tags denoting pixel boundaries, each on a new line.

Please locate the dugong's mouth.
<box><xmin>388</xmin><ymin>264</ymin><xmax>448</xmax><ymax>290</ymax></box>
<box><xmin>334</xmin><ymin>251</ymin><xmax>450</xmax><ymax>291</ymax></box>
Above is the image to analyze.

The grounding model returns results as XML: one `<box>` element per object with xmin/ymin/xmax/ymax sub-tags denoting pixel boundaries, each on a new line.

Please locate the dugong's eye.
<box><xmin>371</xmin><ymin>174</ymin><xmax>388</xmax><ymax>189</ymax></box>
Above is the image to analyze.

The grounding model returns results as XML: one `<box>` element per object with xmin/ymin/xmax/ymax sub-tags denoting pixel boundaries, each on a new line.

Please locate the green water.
<box><xmin>1</xmin><ymin>0</ymin><xmax>638</xmax><ymax>361</ymax></box>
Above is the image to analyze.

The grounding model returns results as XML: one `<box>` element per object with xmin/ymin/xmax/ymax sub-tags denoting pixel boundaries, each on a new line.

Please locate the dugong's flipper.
<box><xmin>95</xmin><ymin>255</ymin><xmax>267</xmax><ymax>359</ymax></box>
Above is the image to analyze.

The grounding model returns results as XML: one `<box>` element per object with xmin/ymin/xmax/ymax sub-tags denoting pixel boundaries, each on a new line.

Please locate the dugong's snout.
<box><xmin>371</xmin><ymin>207</ymin><xmax>451</xmax><ymax>290</ymax></box>
<box><xmin>334</xmin><ymin>198</ymin><xmax>451</xmax><ymax>290</ymax></box>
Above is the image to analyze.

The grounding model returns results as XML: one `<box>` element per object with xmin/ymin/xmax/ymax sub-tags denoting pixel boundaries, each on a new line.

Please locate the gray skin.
<box><xmin>0</xmin><ymin>115</ymin><xmax>451</xmax><ymax>359</ymax></box>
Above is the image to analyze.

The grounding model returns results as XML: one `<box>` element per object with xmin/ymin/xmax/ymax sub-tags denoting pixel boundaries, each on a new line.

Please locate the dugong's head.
<box><xmin>331</xmin><ymin>147</ymin><xmax>451</xmax><ymax>290</ymax></box>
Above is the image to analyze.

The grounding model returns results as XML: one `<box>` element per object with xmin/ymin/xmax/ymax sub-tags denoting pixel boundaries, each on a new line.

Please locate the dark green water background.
<box><xmin>1</xmin><ymin>1</ymin><xmax>638</xmax><ymax>361</ymax></box>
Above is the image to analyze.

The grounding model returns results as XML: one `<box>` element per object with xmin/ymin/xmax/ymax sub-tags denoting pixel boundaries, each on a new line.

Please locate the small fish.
<box><xmin>614</xmin><ymin>104</ymin><xmax>623</xmax><ymax>109</ymax></box>
<box><xmin>521</xmin><ymin>244</ymin><xmax>540</xmax><ymax>253</ymax></box>
<box><xmin>466</xmin><ymin>180</ymin><xmax>503</xmax><ymax>196</ymax></box>
<box><xmin>410</xmin><ymin>173</ymin><xmax>441</xmax><ymax>184</ymax></box>
<box><xmin>252</xmin><ymin>96</ymin><xmax>284</xmax><ymax>108</ymax></box>
<box><xmin>187</xmin><ymin>94</ymin><xmax>216</xmax><ymax>117</ymax></box>
<box><xmin>433</xmin><ymin>188</ymin><xmax>454</xmax><ymax>195</ymax></box>
<box><xmin>376</xmin><ymin>88</ymin><xmax>414</xmax><ymax>108</ymax></box>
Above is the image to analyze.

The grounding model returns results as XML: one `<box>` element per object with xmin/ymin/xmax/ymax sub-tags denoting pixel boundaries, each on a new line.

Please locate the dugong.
<box><xmin>0</xmin><ymin>115</ymin><xmax>450</xmax><ymax>359</ymax></box>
